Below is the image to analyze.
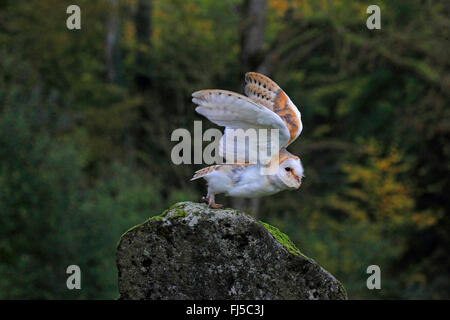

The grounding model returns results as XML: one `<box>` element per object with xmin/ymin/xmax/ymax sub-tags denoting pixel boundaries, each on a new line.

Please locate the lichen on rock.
<box><xmin>116</xmin><ymin>201</ymin><xmax>347</xmax><ymax>300</ymax></box>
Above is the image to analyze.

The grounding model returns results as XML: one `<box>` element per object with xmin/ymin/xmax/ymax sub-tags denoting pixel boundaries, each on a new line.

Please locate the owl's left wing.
<box><xmin>192</xmin><ymin>89</ymin><xmax>290</xmax><ymax>164</ymax></box>
<box><xmin>244</xmin><ymin>72</ymin><xmax>302</xmax><ymax>146</ymax></box>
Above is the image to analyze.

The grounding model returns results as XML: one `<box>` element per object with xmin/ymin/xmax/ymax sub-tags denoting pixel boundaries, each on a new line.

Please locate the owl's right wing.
<box><xmin>244</xmin><ymin>72</ymin><xmax>303</xmax><ymax>147</ymax></box>
<box><xmin>192</xmin><ymin>89</ymin><xmax>290</xmax><ymax>164</ymax></box>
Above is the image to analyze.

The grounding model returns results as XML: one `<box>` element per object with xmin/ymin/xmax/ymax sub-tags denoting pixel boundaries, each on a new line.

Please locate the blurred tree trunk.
<box><xmin>234</xmin><ymin>0</ymin><xmax>268</xmax><ymax>217</ymax></box>
<box><xmin>105</xmin><ymin>0</ymin><xmax>138</xmax><ymax>167</ymax></box>
<box><xmin>239</xmin><ymin>0</ymin><xmax>267</xmax><ymax>78</ymax></box>
<box><xmin>105</xmin><ymin>0</ymin><xmax>121</xmax><ymax>85</ymax></box>
<box><xmin>134</xmin><ymin>0</ymin><xmax>152</xmax><ymax>91</ymax></box>
<box><xmin>124</xmin><ymin>0</ymin><xmax>154</xmax><ymax>168</ymax></box>
<box><xmin>133</xmin><ymin>0</ymin><xmax>153</xmax><ymax>165</ymax></box>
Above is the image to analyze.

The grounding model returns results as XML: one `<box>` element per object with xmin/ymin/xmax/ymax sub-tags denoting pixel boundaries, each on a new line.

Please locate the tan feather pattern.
<box><xmin>264</xmin><ymin>149</ymin><xmax>299</xmax><ymax>169</ymax></box>
<box><xmin>191</xmin><ymin>165</ymin><xmax>222</xmax><ymax>181</ymax></box>
<box><xmin>245</xmin><ymin>72</ymin><xmax>300</xmax><ymax>144</ymax></box>
<box><xmin>244</xmin><ymin>72</ymin><xmax>280</xmax><ymax>110</ymax></box>
<box><xmin>279</xmin><ymin>149</ymin><xmax>299</xmax><ymax>163</ymax></box>
<box><xmin>191</xmin><ymin>164</ymin><xmax>251</xmax><ymax>181</ymax></box>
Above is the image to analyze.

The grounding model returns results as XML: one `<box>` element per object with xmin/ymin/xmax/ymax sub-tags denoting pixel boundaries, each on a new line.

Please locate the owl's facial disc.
<box><xmin>279</xmin><ymin>158</ymin><xmax>303</xmax><ymax>189</ymax></box>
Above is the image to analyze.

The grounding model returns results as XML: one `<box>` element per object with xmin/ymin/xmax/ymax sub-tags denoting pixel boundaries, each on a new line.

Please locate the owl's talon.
<box><xmin>200</xmin><ymin>196</ymin><xmax>209</xmax><ymax>204</ymax></box>
<box><xmin>209</xmin><ymin>203</ymin><xmax>223</xmax><ymax>209</ymax></box>
<box><xmin>203</xmin><ymin>192</ymin><xmax>222</xmax><ymax>209</ymax></box>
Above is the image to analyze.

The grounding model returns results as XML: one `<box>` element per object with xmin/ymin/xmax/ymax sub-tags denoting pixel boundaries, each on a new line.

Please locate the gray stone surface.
<box><xmin>116</xmin><ymin>201</ymin><xmax>347</xmax><ymax>300</ymax></box>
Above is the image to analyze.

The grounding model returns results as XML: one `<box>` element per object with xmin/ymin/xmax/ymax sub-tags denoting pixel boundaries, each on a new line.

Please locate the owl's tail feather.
<box><xmin>190</xmin><ymin>165</ymin><xmax>222</xmax><ymax>181</ymax></box>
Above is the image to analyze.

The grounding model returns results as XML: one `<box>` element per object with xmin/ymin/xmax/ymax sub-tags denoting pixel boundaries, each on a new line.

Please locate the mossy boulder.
<box><xmin>116</xmin><ymin>201</ymin><xmax>347</xmax><ymax>300</ymax></box>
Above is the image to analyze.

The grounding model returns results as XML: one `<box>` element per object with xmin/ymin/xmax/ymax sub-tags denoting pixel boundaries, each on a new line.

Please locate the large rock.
<box><xmin>116</xmin><ymin>201</ymin><xmax>347</xmax><ymax>300</ymax></box>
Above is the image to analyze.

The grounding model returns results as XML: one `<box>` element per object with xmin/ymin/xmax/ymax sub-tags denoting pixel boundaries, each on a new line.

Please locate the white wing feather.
<box><xmin>192</xmin><ymin>89</ymin><xmax>290</xmax><ymax>164</ymax></box>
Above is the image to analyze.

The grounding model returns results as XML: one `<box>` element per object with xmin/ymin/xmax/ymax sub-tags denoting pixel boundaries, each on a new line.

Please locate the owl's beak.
<box><xmin>292</xmin><ymin>173</ymin><xmax>301</xmax><ymax>188</ymax></box>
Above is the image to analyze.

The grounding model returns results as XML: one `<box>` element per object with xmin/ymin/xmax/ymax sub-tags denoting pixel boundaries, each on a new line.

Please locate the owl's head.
<box><xmin>276</xmin><ymin>153</ymin><xmax>304</xmax><ymax>189</ymax></box>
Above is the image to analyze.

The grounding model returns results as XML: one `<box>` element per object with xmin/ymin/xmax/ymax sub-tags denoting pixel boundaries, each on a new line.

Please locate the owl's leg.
<box><xmin>207</xmin><ymin>192</ymin><xmax>223</xmax><ymax>209</ymax></box>
<box><xmin>200</xmin><ymin>190</ymin><xmax>210</xmax><ymax>204</ymax></box>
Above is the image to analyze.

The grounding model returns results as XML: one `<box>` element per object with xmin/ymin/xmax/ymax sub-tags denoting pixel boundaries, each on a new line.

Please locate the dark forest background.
<box><xmin>0</xmin><ymin>0</ymin><xmax>448</xmax><ymax>299</ymax></box>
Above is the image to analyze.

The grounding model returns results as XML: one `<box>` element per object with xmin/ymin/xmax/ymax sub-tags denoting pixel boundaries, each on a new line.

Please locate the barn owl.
<box><xmin>191</xmin><ymin>72</ymin><xmax>304</xmax><ymax>208</ymax></box>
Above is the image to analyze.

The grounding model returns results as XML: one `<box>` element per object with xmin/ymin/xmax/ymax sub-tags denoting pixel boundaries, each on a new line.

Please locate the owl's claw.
<box><xmin>201</xmin><ymin>192</ymin><xmax>223</xmax><ymax>209</ymax></box>
<box><xmin>209</xmin><ymin>203</ymin><xmax>223</xmax><ymax>209</ymax></box>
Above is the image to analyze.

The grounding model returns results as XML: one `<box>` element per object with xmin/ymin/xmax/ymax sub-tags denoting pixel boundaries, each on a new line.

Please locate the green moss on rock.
<box><xmin>336</xmin><ymin>279</ymin><xmax>348</xmax><ymax>298</ymax></box>
<box><xmin>259</xmin><ymin>221</ymin><xmax>307</xmax><ymax>259</ymax></box>
<box><xmin>168</xmin><ymin>209</ymin><xmax>188</xmax><ymax>219</ymax></box>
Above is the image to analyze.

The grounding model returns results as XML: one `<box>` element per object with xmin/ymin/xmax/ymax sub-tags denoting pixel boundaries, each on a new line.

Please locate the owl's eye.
<box><xmin>285</xmin><ymin>167</ymin><xmax>291</xmax><ymax>172</ymax></box>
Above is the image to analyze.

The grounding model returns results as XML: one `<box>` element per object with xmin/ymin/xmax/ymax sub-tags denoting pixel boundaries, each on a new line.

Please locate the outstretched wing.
<box><xmin>244</xmin><ymin>72</ymin><xmax>302</xmax><ymax>146</ymax></box>
<box><xmin>190</xmin><ymin>164</ymin><xmax>250</xmax><ymax>182</ymax></box>
<box><xmin>192</xmin><ymin>89</ymin><xmax>290</xmax><ymax>164</ymax></box>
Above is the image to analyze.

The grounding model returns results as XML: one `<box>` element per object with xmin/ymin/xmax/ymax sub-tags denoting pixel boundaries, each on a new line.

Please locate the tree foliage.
<box><xmin>0</xmin><ymin>0</ymin><xmax>448</xmax><ymax>299</ymax></box>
